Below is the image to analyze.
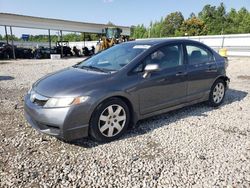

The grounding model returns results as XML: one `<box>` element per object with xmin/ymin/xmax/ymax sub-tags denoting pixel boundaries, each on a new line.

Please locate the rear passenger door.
<box><xmin>184</xmin><ymin>43</ymin><xmax>218</xmax><ymax>101</ymax></box>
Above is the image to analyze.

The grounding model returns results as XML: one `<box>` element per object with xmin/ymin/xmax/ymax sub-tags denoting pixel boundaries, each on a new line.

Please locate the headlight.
<box><xmin>44</xmin><ymin>96</ymin><xmax>89</xmax><ymax>108</ymax></box>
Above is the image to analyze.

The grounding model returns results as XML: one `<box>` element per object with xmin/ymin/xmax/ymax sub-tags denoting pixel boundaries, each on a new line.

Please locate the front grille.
<box><xmin>33</xmin><ymin>99</ymin><xmax>47</xmax><ymax>106</ymax></box>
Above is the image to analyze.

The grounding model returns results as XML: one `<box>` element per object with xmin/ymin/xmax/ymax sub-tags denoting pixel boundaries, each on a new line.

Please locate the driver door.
<box><xmin>136</xmin><ymin>44</ymin><xmax>188</xmax><ymax>115</ymax></box>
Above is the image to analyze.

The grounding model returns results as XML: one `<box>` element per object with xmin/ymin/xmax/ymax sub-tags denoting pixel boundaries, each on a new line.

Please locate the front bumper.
<box><xmin>24</xmin><ymin>94</ymin><xmax>91</xmax><ymax>141</ymax></box>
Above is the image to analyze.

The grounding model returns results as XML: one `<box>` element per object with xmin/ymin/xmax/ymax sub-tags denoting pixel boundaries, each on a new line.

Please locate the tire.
<box><xmin>3</xmin><ymin>51</ymin><xmax>10</xmax><ymax>59</ymax></box>
<box><xmin>89</xmin><ymin>98</ymin><xmax>130</xmax><ymax>142</ymax></box>
<box><xmin>208</xmin><ymin>79</ymin><xmax>226</xmax><ymax>107</ymax></box>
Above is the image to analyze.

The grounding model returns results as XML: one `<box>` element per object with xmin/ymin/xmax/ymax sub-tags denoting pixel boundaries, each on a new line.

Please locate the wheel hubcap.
<box><xmin>213</xmin><ymin>83</ymin><xmax>225</xmax><ymax>104</ymax></box>
<box><xmin>98</xmin><ymin>104</ymin><xmax>126</xmax><ymax>137</ymax></box>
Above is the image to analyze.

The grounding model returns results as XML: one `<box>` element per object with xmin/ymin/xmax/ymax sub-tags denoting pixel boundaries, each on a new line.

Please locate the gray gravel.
<box><xmin>0</xmin><ymin>57</ymin><xmax>250</xmax><ymax>187</ymax></box>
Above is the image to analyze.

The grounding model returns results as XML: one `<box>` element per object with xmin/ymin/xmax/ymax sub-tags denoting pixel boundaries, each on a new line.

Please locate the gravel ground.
<box><xmin>0</xmin><ymin>57</ymin><xmax>250</xmax><ymax>187</ymax></box>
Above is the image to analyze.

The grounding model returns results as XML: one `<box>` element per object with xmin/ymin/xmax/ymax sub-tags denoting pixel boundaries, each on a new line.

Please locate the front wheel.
<box><xmin>208</xmin><ymin>79</ymin><xmax>226</xmax><ymax>107</ymax></box>
<box><xmin>89</xmin><ymin>98</ymin><xmax>130</xmax><ymax>142</ymax></box>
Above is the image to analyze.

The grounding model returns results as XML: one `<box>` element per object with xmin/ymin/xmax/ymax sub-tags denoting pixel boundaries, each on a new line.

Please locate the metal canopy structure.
<box><xmin>0</xmin><ymin>12</ymin><xmax>131</xmax><ymax>58</ymax></box>
<box><xmin>0</xmin><ymin>13</ymin><xmax>131</xmax><ymax>35</ymax></box>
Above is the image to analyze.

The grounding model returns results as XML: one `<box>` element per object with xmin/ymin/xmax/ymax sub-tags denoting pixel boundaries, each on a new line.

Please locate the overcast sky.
<box><xmin>0</xmin><ymin>0</ymin><xmax>250</xmax><ymax>37</ymax></box>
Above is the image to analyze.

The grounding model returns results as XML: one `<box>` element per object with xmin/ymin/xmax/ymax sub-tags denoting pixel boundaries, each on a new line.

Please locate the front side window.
<box><xmin>186</xmin><ymin>44</ymin><xmax>214</xmax><ymax>65</ymax></box>
<box><xmin>143</xmin><ymin>44</ymin><xmax>183</xmax><ymax>70</ymax></box>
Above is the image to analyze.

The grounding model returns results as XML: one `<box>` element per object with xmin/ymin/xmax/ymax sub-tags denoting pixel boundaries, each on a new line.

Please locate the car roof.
<box><xmin>126</xmin><ymin>39</ymin><xmax>202</xmax><ymax>46</ymax></box>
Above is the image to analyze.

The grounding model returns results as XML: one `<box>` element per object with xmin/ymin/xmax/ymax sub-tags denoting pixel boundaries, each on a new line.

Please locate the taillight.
<box><xmin>224</xmin><ymin>57</ymin><xmax>228</xmax><ymax>69</ymax></box>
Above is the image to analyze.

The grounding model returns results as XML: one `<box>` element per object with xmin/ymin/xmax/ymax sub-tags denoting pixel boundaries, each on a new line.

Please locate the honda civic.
<box><xmin>24</xmin><ymin>39</ymin><xmax>230</xmax><ymax>142</ymax></box>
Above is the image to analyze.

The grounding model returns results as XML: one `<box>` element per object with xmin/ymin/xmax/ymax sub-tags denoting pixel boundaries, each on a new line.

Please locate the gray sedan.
<box><xmin>24</xmin><ymin>39</ymin><xmax>230</xmax><ymax>142</ymax></box>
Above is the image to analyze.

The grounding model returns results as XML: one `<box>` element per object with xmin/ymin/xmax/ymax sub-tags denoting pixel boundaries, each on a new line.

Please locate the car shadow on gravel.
<box><xmin>0</xmin><ymin>62</ymin><xmax>10</xmax><ymax>65</ymax></box>
<box><xmin>69</xmin><ymin>88</ymin><xmax>248</xmax><ymax>148</ymax></box>
<box><xmin>0</xmin><ymin>76</ymin><xmax>14</xmax><ymax>81</ymax></box>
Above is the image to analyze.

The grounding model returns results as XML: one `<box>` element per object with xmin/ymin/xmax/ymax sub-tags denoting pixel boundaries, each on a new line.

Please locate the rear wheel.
<box><xmin>89</xmin><ymin>98</ymin><xmax>130</xmax><ymax>142</ymax></box>
<box><xmin>208</xmin><ymin>79</ymin><xmax>226</xmax><ymax>107</ymax></box>
<box><xmin>3</xmin><ymin>51</ymin><xmax>10</xmax><ymax>59</ymax></box>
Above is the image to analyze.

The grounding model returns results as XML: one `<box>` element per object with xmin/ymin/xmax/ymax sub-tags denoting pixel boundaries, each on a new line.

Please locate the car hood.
<box><xmin>33</xmin><ymin>67</ymin><xmax>111</xmax><ymax>97</ymax></box>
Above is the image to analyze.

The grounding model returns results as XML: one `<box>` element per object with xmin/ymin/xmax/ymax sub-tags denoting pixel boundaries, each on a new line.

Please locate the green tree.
<box><xmin>63</xmin><ymin>33</ymin><xmax>81</xmax><ymax>41</ymax></box>
<box><xmin>29</xmin><ymin>35</ymin><xmax>49</xmax><ymax>42</ymax></box>
<box><xmin>198</xmin><ymin>3</ymin><xmax>226</xmax><ymax>34</ymax></box>
<box><xmin>3</xmin><ymin>34</ymin><xmax>19</xmax><ymax>41</ymax></box>
<box><xmin>131</xmin><ymin>24</ymin><xmax>147</xmax><ymax>38</ymax></box>
<box><xmin>189</xmin><ymin>12</ymin><xmax>196</xmax><ymax>19</ymax></box>
<box><xmin>225</xmin><ymin>8</ymin><xmax>240</xmax><ymax>34</ymax></box>
<box><xmin>148</xmin><ymin>18</ymin><xmax>165</xmax><ymax>38</ymax></box>
<box><xmin>162</xmin><ymin>12</ymin><xmax>184</xmax><ymax>37</ymax></box>
<box><xmin>130</xmin><ymin>25</ymin><xmax>136</xmax><ymax>38</ymax></box>
<box><xmin>222</xmin><ymin>7</ymin><xmax>250</xmax><ymax>34</ymax></box>
<box><xmin>107</xmin><ymin>21</ymin><xmax>115</xmax><ymax>26</ymax></box>
<box><xmin>180</xmin><ymin>17</ymin><xmax>207</xmax><ymax>36</ymax></box>
<box><xmin>25</xmin><ymin>33</ymin><xmax>99</xmax><ymax>42</ymax></box>
<box><xmin>237</xmin><ymin>8</ymin><xmax>250</xmax><ymax>33</ymax></box>
<box><xmin>80</xmin><ymin>33</ymin><xmax>100</xmax><ymax>41</ymax></box>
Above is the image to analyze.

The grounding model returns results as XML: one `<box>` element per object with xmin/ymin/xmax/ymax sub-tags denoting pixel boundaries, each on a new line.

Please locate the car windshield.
<box><xmin>76</xmin><ymin>43</ymin><xmax>150</xmax><ymax>72</ymax></box>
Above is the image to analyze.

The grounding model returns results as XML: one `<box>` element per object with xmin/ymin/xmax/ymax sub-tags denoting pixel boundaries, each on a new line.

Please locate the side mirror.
<box><xmin>143</xmin><ymin>64</ymin><xmax>160</xmax><ymax>78</ymax></box>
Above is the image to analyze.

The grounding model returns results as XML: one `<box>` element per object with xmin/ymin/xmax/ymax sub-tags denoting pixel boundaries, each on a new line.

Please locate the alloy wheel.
<box><xmin>98</xmin><ymin>104</ymin><xmax>126</xmax><ymax>137</ymax></box>
<box><xmin>213</xmin><ymin>82</ymin><xmax>225</xmax><ymax>104</ymax></box>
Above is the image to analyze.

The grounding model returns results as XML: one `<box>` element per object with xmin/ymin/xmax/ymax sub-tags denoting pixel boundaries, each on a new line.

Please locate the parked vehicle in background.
<box><xmin>24</xmin><ymin>39</ymin><xmax>230</xmax><ymax>143</ymax></box>
<box><xmin>72</xmin><ymin>46</ymin><xmax>81</xmax><ymax>57</ymax></box>
<box><xmin>55</xmin><ymin>41</ymin><xmax>73</xmax><ymax>57</ymax></box>
<box><xmin>96</xmin><ymin>27</ymin><xmax>130</xmax><ymax>52</ymax></box>
<box><xmin>33</xmin><ymin>47</ymin><xmax>56</xmax><ymax>59</ymax></box>
<box><xmin>0</xmin><ymin>42</ymin><xmax>13</xmax><ymax>59</ymax></box>
<box><xmin>0</xmin><ymin>42</ymin><xmax>34</xmax><ymax>59</ymax></box>
<box><xmin>16</xmin><ymin>47</ymin><xmax>33</xmax><ymax>59</ymax></box>
<box><xmin>82</xmin><ymin>46</ymin><xmax>95</xmax><ymax>56</ymax></box>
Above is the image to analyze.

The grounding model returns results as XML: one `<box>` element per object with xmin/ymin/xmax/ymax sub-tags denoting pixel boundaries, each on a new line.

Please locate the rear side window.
<box><xmin>186</xmin><ymin>44</ymin><xmax>214</xmax><ymax>65</ymax></box>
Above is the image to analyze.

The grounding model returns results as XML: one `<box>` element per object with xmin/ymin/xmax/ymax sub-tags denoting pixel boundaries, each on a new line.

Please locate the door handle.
<box><xmin>176</xmin><ymin>72</ymin><xmax>187</xmax><ymax>76</ymax></box>
<box><xmin>206</xmin><ymin>65</ymin><xmax>217</xmax><ymax>72</ymax></box>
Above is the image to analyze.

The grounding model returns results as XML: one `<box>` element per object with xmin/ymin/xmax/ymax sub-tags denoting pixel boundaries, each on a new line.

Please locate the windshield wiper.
<box><xmin>79</xmin><ymin>65</ymin><xmax>110</xmax><ymax>73</ymax></box>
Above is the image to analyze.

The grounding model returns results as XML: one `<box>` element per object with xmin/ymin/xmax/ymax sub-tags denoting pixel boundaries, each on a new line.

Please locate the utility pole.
<box><xmin>48</xmin><ymin>29</ymin><xmax>51</xmax><ymax>50</ymax></box>
<box><xmin>60</xmin><ymin>30</ymin><xmax>63</xmax><ymax>58</ymax></box>
<box><xmin>4</xmin><ymin>26</ymin><xmax>9</xmax><ymax>44</ymax></box>
<box><xmin>10</xmin><ymin>26</ymin><xmax>16</xmax><ymax>59</ymax></box>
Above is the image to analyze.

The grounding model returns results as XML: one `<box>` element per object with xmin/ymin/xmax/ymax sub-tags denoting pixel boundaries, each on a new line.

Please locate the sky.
<box><xmin>0</xmin><ymin>0</ymin><xmax>250</xmax><ymax>37</ymax></box>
